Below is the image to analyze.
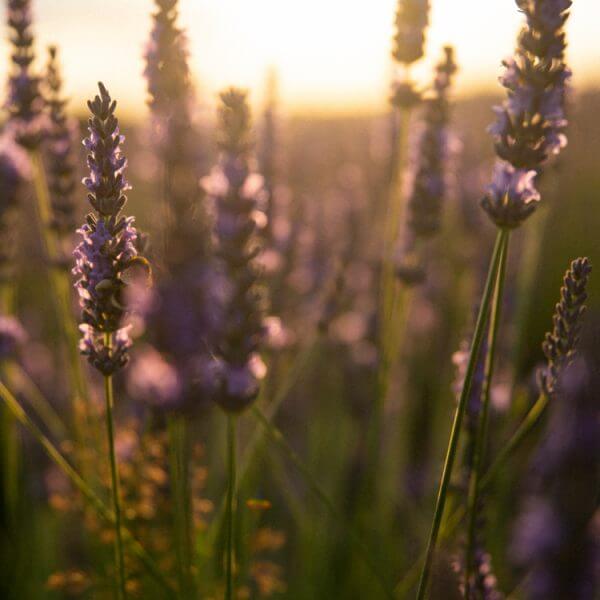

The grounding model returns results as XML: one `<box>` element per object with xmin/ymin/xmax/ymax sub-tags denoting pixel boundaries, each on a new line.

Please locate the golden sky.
<box><xmin>1</xmin><ymin>0</ymin><xmax>599</xmax><ymax>117</ymax></box>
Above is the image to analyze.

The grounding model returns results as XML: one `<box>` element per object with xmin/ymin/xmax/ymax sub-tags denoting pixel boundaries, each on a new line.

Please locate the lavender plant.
<box><xmin>203</xmin><ymin>88</ymin><xmax>268</xmax><ymax>600</ymax></box>
<box><xmin>397</xmin><ymin>46</ymin><xmax>457</xmax><ymax>283</ymax></box>
<box><xmin>513</xmin><ymin>260</ymin><xmax>597</xmax><ymax>598</ymax></box>
<box><xmin>5</xmin><ymin>0</ymin><xmax>46</xmax><ymax>148</ymax></box>
<box><xmin>43</xmin><ymin>45</ymin><xmax>78</xmax><ymax>266</ymax></box>
<box><xmin>418</xmin><ymin>2</ymin><xmax>574</xmax><ymax>597</ymax></box>
<box><xmin>73</xmin><ymin>82</ymin><xmax>148</xmax><ymax>599</ymax></box>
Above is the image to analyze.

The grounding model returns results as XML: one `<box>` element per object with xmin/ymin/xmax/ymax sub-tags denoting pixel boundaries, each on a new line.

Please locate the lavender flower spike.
<box><xmin>483</xmin><ymin>0</ymin><xmax>573</xmax><ymax>228</ymax></box>
<box><xmin>73</xmin><ymin>83</ymin><xmax>148</xmax><ymax>376</ymax></box>
<box><xmin>44</xmin><ymin>46</ymin><xmax>78</xmax><ymax>253</ymax></box>
<box><xmin>203</xmin><ymin>88</ymin><xmax>268</xmax><ymax>413</ymax></box>
<box><xmin>5</xmin><ymin>0</ymin><xmax>46</xmax><ymax>148</ymax></box>
<box><xmin>539</xmin><ymin>257</ymin><xmax>591</xmax><ymax>397</ymax></box>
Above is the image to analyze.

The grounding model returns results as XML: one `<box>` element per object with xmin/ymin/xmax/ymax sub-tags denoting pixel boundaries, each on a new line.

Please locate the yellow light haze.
<box><xmin>0</xmin><ymin>0</ymin><xmax>598</xmax><ymax>117</ymax></box>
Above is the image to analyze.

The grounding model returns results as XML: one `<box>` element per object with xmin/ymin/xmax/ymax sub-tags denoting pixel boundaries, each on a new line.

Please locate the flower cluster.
<box><xmin>5</xmin><ymin>0</ymin><xmax>46</xmax><ymax>148</ymax></box>
<box><xmin>539</xmin><ymin>257</ymin><xmax>591</xmax><ymax>397</ymax></box>
<box><xmin>44</xmin><ymin>46</ymin><xmax>79</xmax><ymax>254</ymax></box>
<box><xmin>73</xmin><ymin>83</ymin><xmax>146</xmax><ymax>376</ymax></box>
<box><xmin>482</xmin><ymin>0</ymin><xmax>572</xmax><ymax>228</ymax></box>
<box><xmin>203</xmin><ymin>89</ymin><xmax>268</xmax><ymax>413</ymax></box>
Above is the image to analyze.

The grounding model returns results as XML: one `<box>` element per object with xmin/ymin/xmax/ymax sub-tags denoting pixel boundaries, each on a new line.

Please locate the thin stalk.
<box><xmin>168</xmin><ymin>415</ymin><xmax>194</xmax><ymax>598</ymax></box>
<box><xmin>416</xmin><ymin>229</ymin><xmax>509</xmax><ymax>600</ymax></box>
<box><xmin>103</xmin><ymin>333</ymin><xmax>127</xmax><ymax>600</ymax></box>
<box><xmin>464</xmin><ymin>233</ymin><xmax>510</xmax><ymax>591</ymax></box>
<box><xmin>28</xmin><ymin>150</ymin><xmax>90</xmax><ymax>440</ymax></box>
<box><xmin>0</xmin><ymin>379</ymin><xmax>176</xmax><ymax>596</ymax></box>
<box><xmin>252</xmin><ymin>405</ymin><xmax>395</xmax><ymax>600</ymax></box>
<box><xmin>201</xmin><ymin>335</ymin><xmax>322</xmax><ymax>553</ymax></box>
<box><xmin>395</xmin><ymin>390</ymin><xmax>549</xmax><ymax>597</ymax></box>
<box><xmin>225</xmin><ymin>414</ymin><xmax>237</xmax><ymax>600</ymax></box>
<box><xmin>5</xmin><ymin>361</ymin><xmax>67</xmax><ymax>440</ymax></box>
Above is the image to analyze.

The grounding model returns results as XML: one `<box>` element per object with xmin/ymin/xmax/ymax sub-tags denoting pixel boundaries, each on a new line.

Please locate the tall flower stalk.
<box><xmin>512</xmin><ymin>258</ymin><xmax>595</xmax><ymax>599</ymax></box>
<box><xmin>417</xmin><ymin>1</ymin><xmax>574</xmax><ymax>597</ymax></box>
<box><xmin>142</xmin><ymin>3</ymin><xmax>208</xmax><ymax>593</ymax></box>
<box><xmin>73</xmin><ymin>82</ymin><xmax>147</xmax><ymax>599</ymax></box>
<box><xmin>203</xmin><ymin>88</ymin><xmax>268</xmax><ymax>599</ymax></box>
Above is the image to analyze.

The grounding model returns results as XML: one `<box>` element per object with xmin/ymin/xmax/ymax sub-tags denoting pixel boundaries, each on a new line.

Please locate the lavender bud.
<box><xmin>5</xmin><ymin>0</ymin><xmax>46</xmax><ymax>148</ymax></box>
<box><xmin>82</xmin><ymin>82</ymin><xmax>130</xmax><ymax>218</ymax></box>
<box><xmin>44</xmin><ymin>46</ymin><xmax>78</xmax><ymax>252</ymax></box>
<box><xmin>73</xmin><ymin>83</ymin><xmax>148</xmax><ymax>376</ymax></box>
<box><xmin>539</xmin><ymin>257</ymin><xmax>591</xmax><ymax>397</ymax></box>
<box><xmin>481</xmin><ymin>162</ymin><xmax>540</xmax><ymax>229</ymax></box>
<box><xmin>203</xmin><ymin>89</ymin><xmax>269</xmax><ymax>413</ymax></box>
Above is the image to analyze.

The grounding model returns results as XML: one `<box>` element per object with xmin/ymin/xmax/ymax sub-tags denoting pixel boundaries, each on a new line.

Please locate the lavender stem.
<box><xmin>416</xmin><ymin>228</ymin><xmax>509</xmax><ymax>599</ymax></box>
<box><xmin>464</xmin><ymin>232</ymin><xmax>511</xmax><ymax>593</ymax></box>
<box><xmin>103</xmin><ymin>332</ymin><xmax>127</xmax><ymax>600</ymax></box>
<box><xmin>225</xmin><ymin>414</ymin><xmax>237</xmax><ymax>600</ymax></box>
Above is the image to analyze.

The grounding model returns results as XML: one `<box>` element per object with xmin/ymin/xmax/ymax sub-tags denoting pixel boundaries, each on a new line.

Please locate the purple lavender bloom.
<box><xmin>481</xmin><ymin>162</ymin><xmax>540</xmax><ymax>229</ymax></box>
<box><xmin>73</xmin><ymin>83</ymin><xmax>148</xmax><ymax>376</ymax></box>
<box><xmin>203</xmin><ymin>89</ymin><xmax>269</xmax><ymax>413</ymax></box>
<box><xmin>44</xmin><ymin>46</ymin><xmax>79</xmax><ymax>251</ymax></box>
<box><xmin>405</xmin><ymin>47</ymin><xmax>457</xmax><ymax>239</ymax></box>
<box><xmin>483</xmin><ymin>0</ymin><xmax>572</xmax><ymax>228</ymax></box>
<box><xmin>5</xmin><ymin>0</ymin><xmax>47</xmax><ymax>148</ymax></box>
<box><xmin>0</xmin><ymin>315</ymin><xmax>27</xmax><ymax>359</ymax></box>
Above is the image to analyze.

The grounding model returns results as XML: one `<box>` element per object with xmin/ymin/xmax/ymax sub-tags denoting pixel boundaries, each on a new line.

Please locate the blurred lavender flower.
<box><xmin>0</xmin><ymin>135</ymin><xmax>28</xmax><ymax>284</ymax></box>
<box><xmin>392</xmin><ymin>0</ymin><xmax>430</xmax><ymax>66</ymax></box>
<box><xmin>43</xmin><ymin>46</ymin><xmax>79</xmax><ymax>261</ymax></box>
<box><xmin>483</xmin><ymin>0</ymin><xmax>572</xmax><ymax>228</ymax></box>
<box><xmin>144</xmin><ymin>0</ymin><xmax>208</xmax><ymax>262</ymax></box>
<box><xmin>539</xmin><ymin>257</ymin><xmax>591</xmax><ymax>396</ymax></box>
<box><xmin>513</xmin><ymin>336</ymin><xmax>599</xmax><ymax>599</ymax></box>
<box><xmin>0</xmin><ymin>315</ymin><xmax>27</xmax><ymax>359</ymax></box>
<box><xmin>73</xmin><ymin>83</ymin><xmax>148</xmax><ymax>376</ymax></box>
<box><xmin>390</xmin><ymin>0</ymin><xmax>430</xmax><ymax>109</ymax></box>
<box><xmin>203</xmin><ymin>89</ymin><xmax>268</xmax><ymax>413</ymax></box>
<box><xmin>5</xmin><ymin>0</ymin><xmax>46</xmax><ymax>148</ymax></box>
<box><xmin>405</xmin><ymin>47</ymin><xmax>457</xmax><ymax>238</ymax></box>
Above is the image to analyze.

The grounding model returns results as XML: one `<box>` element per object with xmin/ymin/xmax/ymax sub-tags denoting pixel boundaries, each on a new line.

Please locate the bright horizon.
<box><xmin>1</xmin><ymin>0</ymin><xmax>599</xmax><ymax>118</ymax></box>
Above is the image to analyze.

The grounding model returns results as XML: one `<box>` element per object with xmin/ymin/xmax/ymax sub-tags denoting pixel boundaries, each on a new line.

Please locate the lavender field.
<box><xmin>0</xmin><ymin>0</ymin><xmax>599</xmax><ymax>598</ymax></box>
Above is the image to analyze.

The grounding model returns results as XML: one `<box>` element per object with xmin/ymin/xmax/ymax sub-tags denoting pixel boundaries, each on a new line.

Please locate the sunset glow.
<box><xmin>1</xmin><ymin>0</ymin><xmax>599</xmax><ymax>116</ymax></box>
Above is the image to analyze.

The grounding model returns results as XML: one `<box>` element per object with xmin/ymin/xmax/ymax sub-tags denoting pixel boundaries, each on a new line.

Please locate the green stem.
<box><xmin>252</xmin><ymin>406</ymin><xmax>395</xmax><ymax>599</ymax></box>
<box><xmin>202</xmin><ymin>336</ymin><xmax>322</xmax><ymax>554</ymax></box>
<box><xmin>395</xmin><ymin>390</ymin><xmax>548</xmax><ymax>597</ymax></box>
<box><xmin>416</xmin><ymin>229</ymin><xmax>509</xmax><ymax>600</ymax></box>
<box><xmin>168</xmin><ymin>415</ymin><xmax>194</xmax><ymax>597</ymax></box>
<box><xmin>28</xmin><ymin>149</ymin><xmax>90</xmax><ymax>441</ymax></box>
<box><xmin>103</xmin><ymin>333</ymin><xmax>127</xmax><ymax>600</ymax></box>
<box><xmin>225</xmin><ymin>414</ymin><xmax>237</xmax><ymax>600</ymax></box>
<box><xmin>5</xmin><ymin>361</ymin><xmax>67</xmax><ymax>440</ymax></box>
<box><xmin>0</xmin><ymin>379</ymin><xmax>176</xmax><ymax>596</ymax></box>
<box><xmin>464</xmin><ymin>232</ymin><xmax>510</xmax><ymax>592</ymax></box>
